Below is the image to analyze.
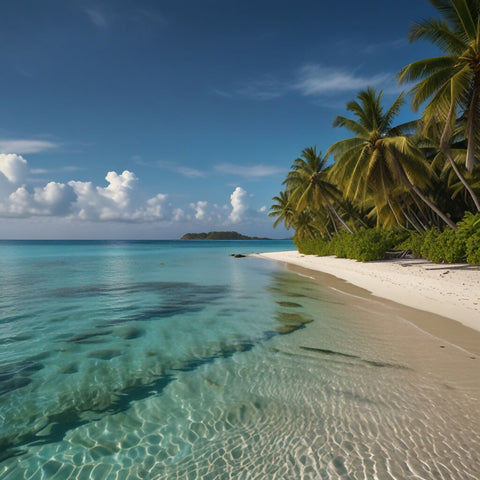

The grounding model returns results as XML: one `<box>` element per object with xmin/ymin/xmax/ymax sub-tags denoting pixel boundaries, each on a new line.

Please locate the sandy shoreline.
<box><xmin>255</xmin><ymin>251</ymin><xmax>480</xmax><ymax>333</ymax></box>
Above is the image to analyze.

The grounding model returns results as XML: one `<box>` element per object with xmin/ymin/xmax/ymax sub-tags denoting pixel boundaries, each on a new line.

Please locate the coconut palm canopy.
<box><xmin>398</xmin><ymin>0</ymin><xmax>480</xmax><ymax>173</ymax></box>
<box><xmin>271</xmin><ymin>0</ymin><xmax>480</xmax><ymax>241</ymax></box>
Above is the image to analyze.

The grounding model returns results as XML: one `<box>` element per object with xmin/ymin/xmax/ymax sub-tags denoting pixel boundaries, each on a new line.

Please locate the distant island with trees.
<box><xmin>180</xmin><ymin>231</ymin><xmax>271</xmax><ymax>240</ymax></box>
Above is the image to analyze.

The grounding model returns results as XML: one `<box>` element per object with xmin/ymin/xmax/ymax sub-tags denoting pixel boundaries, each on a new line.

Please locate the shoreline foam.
<box><xmin>254</xmin><ymin>251</ymin><xmax>480</xmax><ymax>334</ymax></box>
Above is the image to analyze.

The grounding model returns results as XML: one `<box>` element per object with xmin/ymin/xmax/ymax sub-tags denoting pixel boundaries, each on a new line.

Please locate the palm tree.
<box><xmin>418</xmin><ymin>118</ymin><xmax>480</xmax><ymax>213</ymax></box>
<box><xmin>327</xmin><ymin>88</ymin><xmax>458</xmax><ymax>229</ymax></box>
<box><xmin>269</xmin><ymin>191</ymin><xmax>296</xmax><ymax>230</ymax></box>
<box><xmin>291</xmin><ymin>209</ymin><xmax>325</xmax><ymax>240</ymax></box>
<box><xmin>284</xmin><ymin>146</ymin><xmax>353</xmax><ymax>234</ymax></box>
<box><xmin>397</xmin><ymin>0</ymin><xmax>480</xmax><ymax>210</ymax></box>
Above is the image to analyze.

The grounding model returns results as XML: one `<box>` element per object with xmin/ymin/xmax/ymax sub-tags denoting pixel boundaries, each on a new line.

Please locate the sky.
<box><xmin>0</xmin><ymin>0</ymin><xmax>440</xmax><ymax>239</ymax></box>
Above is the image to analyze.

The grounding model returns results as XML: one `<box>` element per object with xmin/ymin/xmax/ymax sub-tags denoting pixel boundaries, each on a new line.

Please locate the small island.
<box><xmin>180</xmin><ymin>231</ymin><xmax>270</xmax><ymax>240</ymax></box>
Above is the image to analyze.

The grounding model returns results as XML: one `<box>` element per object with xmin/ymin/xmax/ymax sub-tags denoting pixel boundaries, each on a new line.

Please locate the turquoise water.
<box><xmin>1</xmin><ymin>240</ymin><xmax>479</xmax><ymax>479</ymax></box>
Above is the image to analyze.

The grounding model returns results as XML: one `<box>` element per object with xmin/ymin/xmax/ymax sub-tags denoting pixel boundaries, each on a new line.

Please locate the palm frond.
<box><xmin>381</xmin><ymin>92</ymin><xmax>405</xmax><ymax>131</ymax></box>
<box><xmin>409</xmin><ymin>18</ymin><xmax>466</xmax><ymax>54</ymax></box>
<box><xmin>397</xmin><ymin>56</ymin><xmax>457</xmax><ymax>84</ymax></box>
<box><xmin>331</xmin><ymin>116</ymin><xmax>370</xmax><ymax>137</ymax></box>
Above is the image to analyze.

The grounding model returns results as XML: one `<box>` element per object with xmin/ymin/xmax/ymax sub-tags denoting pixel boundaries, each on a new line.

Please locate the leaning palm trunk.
<box><xmin>386</xmin><ymin>199</ymin><xmax>405</xmax><ymax>229</ymax></box>
<box><xmin>319</xmin><ymin>191</ymin><xmax>354</xmax><ymax>234</ymax></box>
<box><xmin>401</xmin><ymin>174</ymin><xmax>458</xmax><ymax>230</ymax></box>
<box><xmin>400</xmin><ymin>205</ymin><xmax>425</xmax><ymax>233</ymax></box>
<box><xmin>443</xmin><ymin>148</ymin><xmax>480</xmax><ymax>212</ymax></box>
<box><xmin>408</xmin><ymin>193</ymin><xmax>431</xmax><ymax>230</ymax></box>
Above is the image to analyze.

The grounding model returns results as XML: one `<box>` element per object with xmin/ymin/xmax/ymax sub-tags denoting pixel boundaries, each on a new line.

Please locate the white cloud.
<box><xmin>0</xmin><ymin>157</ymin><xmax>167</xmax><ymax>221</ymax></box>
<box><xmin>191</xmin><ymin>200</ymin><xmax>209</xmax><ymax>221</ymax></box>
<box><xmin>0</xmin><ymin>155</ymin><xmax>272</xmax><ymax>235</ymax></box>
<box><xmin>33</xmin><ymin>182</ymin><xmax>77</xmax><ymax>216</ymax></box>
<box><xmin>1</xmin><ymin>182</ymin><xmax>76</xmax><ymax>218</ymax></box>
<box><xmin>229</xmin><ymin>187</ymin><xmax>249</xmax><ymax>223</ymax></box>
<box><xmin>294</xmin><ymin>64</ymin><xmax>391</xmax><ymax>96</ymax></box>
<box><xmin>69</xmin><ymin>171</ymin><xmax>147</xmax><ymax>222</ymax></box>
<box><xmin>0</xmin><ymin>139</ymin><xmax>59</xmax><ymax>155</ymax></box>
<box><xmin>175</xmin><ymin>166</ymin><xmax>205</xmax><ymax>178</ymax></box>
<box><xmin>0</xmin><ymin>154</ymin><xmax>28</xmax><ymax>184</ymax></box>
<box><xmin>215</xmin><ymin>163</ymin><xmax>285</xmax><ymax>178</ymax></box>
<box><xmin>218</xmin><ymin>64</ymin><xmax>396</xmax><ymax>101</ymax></box>
<box><xmin>30</xmin><ymin>165</ymin><xmax>82</xmax><ymax>175</ymax></box>
<box><xmin>172</xmin><ymin>207</ymin><xmax>185</xmax><ymax>222</ymax></box>
<box><xmin>144</xmin><ymin>194</ymin><xmax>169</xmax><ymax>220</ymax></box>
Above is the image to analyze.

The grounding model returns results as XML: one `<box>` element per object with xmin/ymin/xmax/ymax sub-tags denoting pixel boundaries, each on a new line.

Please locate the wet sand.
<box><xmin>254</xmin><ymin>251</ymin><xmax>480</xmax><ymax>356</ymax></box>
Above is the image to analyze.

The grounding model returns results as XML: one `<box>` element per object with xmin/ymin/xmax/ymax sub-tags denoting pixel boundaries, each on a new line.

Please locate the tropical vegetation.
<box><xmin>270</xmin><ymin>0</ymin><xmax>480</xmax><ymax>264</ymax></box>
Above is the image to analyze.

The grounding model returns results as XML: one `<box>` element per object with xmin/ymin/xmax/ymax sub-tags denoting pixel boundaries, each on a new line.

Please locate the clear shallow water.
<box><xmin>0</xmin><ymin>240</ymin><xmax>479</xmax><ymax>480</ymax></box>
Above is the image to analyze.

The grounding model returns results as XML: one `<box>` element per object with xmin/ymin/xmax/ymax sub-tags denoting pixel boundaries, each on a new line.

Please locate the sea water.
<box><xmin>0</xmin><ymin>240</ymin><xmax>479</xmax><ymax>479</ymax></box>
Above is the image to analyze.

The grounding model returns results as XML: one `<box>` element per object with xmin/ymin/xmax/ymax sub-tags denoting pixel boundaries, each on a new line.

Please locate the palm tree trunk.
<box><xmin>326</xmin><ymin>207</ymin><xmax>338</xmax><ymax>235</ymax></box>
<box><xmin>400</xmin><ymin>206</ymin><xmax>425</xmax><ymax>233</ymax></box>
<box><xmin>319</xmin><ymin>191</ymin><xmax>354</xmax><ymax>234</ymax></box>
<box><xmin>406</xmin><ymin>201</ymin><xmax>428</xmax><ymax>231</ymax></box>
<box><xmin>387</xmin><ymin>199</ymin><xmax>403</xmax><ymax>228</ymax></box>
<box><xmin>408</xmin><ymin>193</ymin><xmax>431</xmax><ymax>229</ymax></box>
<box><xmin>406</xmin><ymin>179</ymin><xmax>458</xmax><ymax>230</ymax></box>
<box><xmin>443</xmin><ymin>148</ymin><xmax>480</xmax><ymax>212</ymax></box>
<box><xmin>395</xmin><ymin>155</ymin><xmax>458</xmax><ymax>230</ymax></box>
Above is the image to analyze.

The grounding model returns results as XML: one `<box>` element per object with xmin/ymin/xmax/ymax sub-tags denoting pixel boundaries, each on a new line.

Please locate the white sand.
<box><xmin>255</xmin><ymin>251</ymin><xmax>480</xmax><ymax>333</ymax></box>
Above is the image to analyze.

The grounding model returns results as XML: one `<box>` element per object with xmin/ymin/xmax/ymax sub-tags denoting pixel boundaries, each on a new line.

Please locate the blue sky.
<box><xmin>0</xmin><ymin>0</ymin><xmax>439</xmax><ymax>239</ymax></box>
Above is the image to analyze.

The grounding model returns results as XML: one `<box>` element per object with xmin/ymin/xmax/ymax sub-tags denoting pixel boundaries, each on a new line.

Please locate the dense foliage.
<box><xmin>295</xmin><ymin>228</ymin><xmax>407</xmax><ymax>262</ymax></box>
<box><xmin>270</xmin><ymin>0</ymin><xmax>480</xmax><ymax>265</ymax></box>
<box><xmin>400</xmin><ymin>213</ymin><xmax>480</xmax><ymax>264</ymax></box>
<box><xmin>294</xmin><ymin>214</ymin><xmax>480</xmax><ymax>264</ymax></box>
<box><xmin>180</xmin><ymin>231</ymin><xmax>270</xmax><ymax>240</ymax></box>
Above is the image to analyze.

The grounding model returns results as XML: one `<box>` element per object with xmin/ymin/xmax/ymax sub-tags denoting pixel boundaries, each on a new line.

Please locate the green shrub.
<box><xmin>420</xmin><ymin>228</ymin><xmax>443</xmax><ymax>262</ymax></box>
<box><xmin>398</xmin><ymin>231</ymin><xmax>424</xmax><ymax>257</ymax></box>
<box><xmin>440</xmin><ymin>229</ymin><xmax>466</xmax><ymax>263</ymax></box>
<box><xmin>457</xmin><ymin>212</ymin><xmax>480</xmax><ymax>264</ymax></box>
<box><xmin>295</xmin><ymin>228</ymin><xmax>406</xmax><ymax>262</ymax></box>
<box><xmin>331</xmin><ymin>230</ymin><xmax>352</xmax><ymax>258</ymax></box>
<box><xmin>457</xmin><ymin>212</ymin><xmax>480</xmax><ymax>241</ymax></box>
<box><xmin>387</xmin><ymin>229</ymin><xmax>410</xmax><ymax>249</ymax></box>
<box><xmin>418</xmin><ymin>227</ymin><xmax>466</xmax><ymax>263</ymax></box>
<box><xmin>294</xmin><ymin>236</ymin><xmax>333</xmax><ymax>256</ymax></box>
<box><xmin>349</xmin><ymin>228</ymin><xmax>393</xmax><ymax>261</ymax></box>
<box><xmin>466</xmin><ymin>232</ymin><xmax>480</xmax><ymax>265</ymax></box>
<box><xmin>294</xmin><ymin>213</ymin><xmax>480</xmax><ymax>264</ymax></box>
<box><xmin>330</xmin><ymin>228</ymin><xmax>397</xmax><ymax>262</ymax></box>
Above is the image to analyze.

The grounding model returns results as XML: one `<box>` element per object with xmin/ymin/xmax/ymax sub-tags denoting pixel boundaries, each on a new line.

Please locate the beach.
<box><xmin>255</xmin><ymin>251</ymin><xmax>480</xmax><ymax>345</ymax></box>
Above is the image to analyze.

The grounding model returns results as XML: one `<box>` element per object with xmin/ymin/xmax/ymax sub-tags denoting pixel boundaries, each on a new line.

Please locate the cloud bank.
<box><xmin>0</xmin><ymin>154</ymin><xmax>265</xmax><ymax>229</ymax></box>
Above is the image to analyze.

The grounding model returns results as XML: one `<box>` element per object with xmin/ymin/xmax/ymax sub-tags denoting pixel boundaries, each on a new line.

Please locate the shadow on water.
<box><xmin>0</xmin><ymin>352</ymin><xmax>51</xmax><ymax>397</ymax></box>
<box><xmin>0</xmin><ymin>329</ymin><xmax>279</xmax><ymax>464</ymax></box>
<box><xmin>50</xmin><ymin>281</ymin><xmax>228</xmax><ymax>299</ymax></box>
<box><xmin>299</xmin><ymin>346</ymin><xmax>410</xmax><ymax>370</ymax></box>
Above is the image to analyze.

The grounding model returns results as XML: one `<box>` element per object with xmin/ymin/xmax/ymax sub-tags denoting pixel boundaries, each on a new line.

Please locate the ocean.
<box><xmin>0</xmin><ymin>240</ymin><xmax>479</xmax><ymax>479</ymax></box>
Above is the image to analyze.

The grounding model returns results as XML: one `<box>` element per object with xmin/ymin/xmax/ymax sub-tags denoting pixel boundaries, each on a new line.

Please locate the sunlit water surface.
<box><xmin>0</xmin><ymin>240</ymin><xmax>479</xmax><ymax>479</ymax></box>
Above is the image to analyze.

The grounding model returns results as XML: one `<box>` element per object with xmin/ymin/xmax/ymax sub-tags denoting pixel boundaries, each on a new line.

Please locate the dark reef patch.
<box><xmin>87</xmin><ymin>349</ymin><xmax>122</xmax><ymax>361</ymax></box>
<box><xmin>66</xmin><ymin>329</ymin><xmax>113</xmax><ymax>344</ymax></box>
<box><xmin>0</xmin><ymin>359</ymin><xmax>44</xmax><ymax>396</ymax></box>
